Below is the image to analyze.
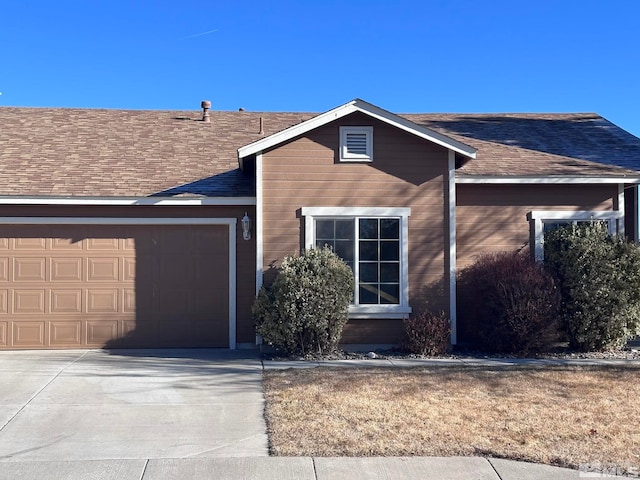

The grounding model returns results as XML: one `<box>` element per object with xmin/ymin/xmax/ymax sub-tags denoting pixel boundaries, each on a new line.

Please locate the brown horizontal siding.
<box><xmin>341</xmin><ymin>319</ymin><xmax>405</xmax><ymax>345</ymax></box>
<box><xmin>456</xmin><ymin>184</ymin><xmax>619</xmax><ymax>344</ymax></box>
<box><xmin>456</xmin><ymin>184</ymin><xmax>617</xmax><ymax>267</ymax></box>
<box><xmin>457</xmin><ymin>185</ymin><xmax>616</xmax><ymax>208</ymax></box>
<box><xmin>262</xmin><ymin>113</ymin><xmax>450</xmax><ymax>344</ymax></box>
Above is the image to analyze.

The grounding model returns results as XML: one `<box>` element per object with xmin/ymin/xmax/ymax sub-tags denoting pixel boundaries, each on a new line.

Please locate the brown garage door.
<box><xmin>0</xmin><ymin>224</ymin><xmax>230</xmax><ymax>349</ymax></box>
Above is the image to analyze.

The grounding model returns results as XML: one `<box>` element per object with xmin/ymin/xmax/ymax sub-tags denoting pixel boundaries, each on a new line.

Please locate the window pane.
<box><xmin>316</xmin><ymin>219</ymin><xmax>335</xmax><ymax>240</ymax></box>
<box><xmin>359</xmin><ymin>240</ymin><xmax>378</xmax><ymax>261</ymax></box>
<box><xmin>335</xmin><ymin>219</ymin><xmax>355</xmax><ymax>240</ymax></box>
<box><xmin>316</xmin><ymin>240</ymin><xmax>332</xmax><ymax>251</ymax></box>
<box><xmin>360</xmin><ymin>262</ymin><xmax>378</xmax><ymax>282</ymax></box>
<box><xmin>380</xmin><ymin>263</ymin><xmax>399</xmax><ymax>282</ymax></box>
<box><xmin>335</xmin><ymin>240</ymin><xmax>354</xmax><ymax>262</ymax></box>
<box><xmin>313</xmin><ymin>215</ymin><xmax>403</xmax><ymax>307</ymax></box>
<box><xmin>359</xmin><ymin>284</ymin><xmax>379</xmax><ymax>304</ymax></box>
<box><xmin>379</xmin><ymin>284</ymin><xmax>399</xmax><ymax>304</ymax></box>
<box><xmin>380</xmin><ymin>219</ymin><xmax>399</xmax><ymax>239</ymax></box>
<box><xmin>359</xmin><ymin>218</ymin><xmax>378</xmax><ymax>239</ymax></box>
<box><xmin>380</xmin><ymin>241</ymin><xmax>399</xmax><ymax>261</ymax></box>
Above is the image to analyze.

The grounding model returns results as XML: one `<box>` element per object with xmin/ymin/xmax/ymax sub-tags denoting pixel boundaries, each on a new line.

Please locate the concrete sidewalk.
<box><xmin>0</xmin><ymin>456</ymin><xmax>634</xmax><ymax>479</ymax></box>
<box><xmin>263</xmin><ymin>355</ymin><xmax>640</xmax><ymax>370</ymax></box>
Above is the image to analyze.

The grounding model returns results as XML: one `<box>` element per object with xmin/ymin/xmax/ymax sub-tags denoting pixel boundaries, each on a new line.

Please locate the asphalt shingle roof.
<box><xmin>1</xmin><ymin>107</ymin><xmax>639</xmax><ymax>198</ymax></box>
<box><xmin>404</xmin><ymin>113</ymin><xmax>640</xmax><ymax>177</ymax></box>
<box><xmin>0</xmin><ymin>107</ymin><xmax>311</xmax><ymax>197</ymax></box>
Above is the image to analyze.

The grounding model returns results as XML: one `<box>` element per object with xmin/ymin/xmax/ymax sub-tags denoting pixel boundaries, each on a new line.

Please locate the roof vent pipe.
<box><xmin>201</xmin><ymin>100</ymin><xmax>211</xmax><ymax>122</ymax></box>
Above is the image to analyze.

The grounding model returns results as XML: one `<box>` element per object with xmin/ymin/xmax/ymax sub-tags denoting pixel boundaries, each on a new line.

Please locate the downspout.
<box><xmin>616</xmin><ymin>183</ymin><xmax>625</xmax><ymax>237</ymax></box>
<box><xmin>255</xmin><ymin>152</ymin><xmax>264</xmax><ymax>295</ymax></box>
<box><xmin>255</xmin><ymin>152</ymin><xmax>264</xmax><ymax>346</ymax></box>
<box><xmin>447</xmin><ymin>150</ymin><xmax>457</xmax><ymax>345</ymax></box>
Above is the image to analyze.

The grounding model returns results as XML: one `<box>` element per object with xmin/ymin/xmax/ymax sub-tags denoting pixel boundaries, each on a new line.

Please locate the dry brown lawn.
<box><xmin>264</xmin><ymin>365</ymin><xmax>640</xmax><ymax>473</ymax></box>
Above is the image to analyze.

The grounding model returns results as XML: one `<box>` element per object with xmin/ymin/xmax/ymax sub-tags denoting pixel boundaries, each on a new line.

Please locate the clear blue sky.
<box><xmin>2</xmin><ymin>1</ymin><xmax>639</xmax><ymax>137</ymax></box>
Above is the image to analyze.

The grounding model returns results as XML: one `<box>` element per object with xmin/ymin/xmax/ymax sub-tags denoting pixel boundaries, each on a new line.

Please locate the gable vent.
<box><xmin>345</xmin><ymin>132</ymin><xmax>368</xmax><ymax>155</ymax></box>
<box><xmin>340</xmin><ymin>126</ymin><xmax>373</xmax><ymax>162</ymax></box>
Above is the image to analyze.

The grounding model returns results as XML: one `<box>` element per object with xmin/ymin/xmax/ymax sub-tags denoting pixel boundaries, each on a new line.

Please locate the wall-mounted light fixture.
<box><xmin>241</xmin><ymin>212</ymin><xmax>252</xmax><ymax>240</ymax></box>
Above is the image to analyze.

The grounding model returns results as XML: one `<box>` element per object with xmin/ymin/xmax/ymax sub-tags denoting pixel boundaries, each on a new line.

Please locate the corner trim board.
<box><xmin>447</xmin><ymin>151</ymin><xmax>457</xmax><ymax>346</ymax></box>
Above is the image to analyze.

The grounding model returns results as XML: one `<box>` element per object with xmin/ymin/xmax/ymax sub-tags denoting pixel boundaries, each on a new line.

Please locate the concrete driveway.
<box><xmin>0</xmin><ymin>349</ymin><xmax>267</xmax><ymax>462</ymax></box>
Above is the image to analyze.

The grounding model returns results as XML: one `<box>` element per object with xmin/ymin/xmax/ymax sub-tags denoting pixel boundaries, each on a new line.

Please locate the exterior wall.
<box><xmin>0</xmin><ymin>204</ymin><xmax>257</xmax><ymax>345</ymax></box>
<box><xmin>456</xmin><ymin>184</ymin><xmax>617</xmax><ymax>268</ymax></box>
<box><xmin>261</xmin><ymin>112</ymin><xmax>450</xmax><ymax>344</ymax></box>
<box><xmin>455</xmin><ymin>183</ymin><xmax>618</xmax><ymax>344</ymax></box>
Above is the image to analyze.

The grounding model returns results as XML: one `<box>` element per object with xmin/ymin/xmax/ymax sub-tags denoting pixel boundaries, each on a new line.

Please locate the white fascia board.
<box><xmin>0</xmin><ymin>217</ymin><xmax>238</xmax><ymax>225</ymax></box>
<box><xmin>237</xmin><ymin>99</ymin><xmax>476</xmax><ymax>160</ymax></box>
<box><xmin>456</xmin><ymin>176</ymin><xmax>640</xmax><ymax>184</ymax></box>
<box><xmin>0</xmin><ymin>196</ymin><xmax>256</xmax><ymax>206</ymax></box>
<box><xmin>351</xmin><ymin>99</ymin><xmax>476</xmax><ymax>158</ymax></box>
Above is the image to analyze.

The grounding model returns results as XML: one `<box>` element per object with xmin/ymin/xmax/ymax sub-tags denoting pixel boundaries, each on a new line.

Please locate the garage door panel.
<box><xmin>87</xmin><ymin>289</ymin><xmax>119</xmax><ymax>313</ymax></box>
<box><xmin>87</xmin><ymin>237</ymin><xmax>121</xmax><ymax>250</ymax></box>
<box><xmin>1</xmin><ymin>223</ymin><xmax>231</xmax><ymax>349</ymax></box>
<box><xmin>14</xmin><ymin>238</ymin><xmax>46</xmax><ymax>250</ymax></box>
<box><xmin>14</xmin><ymin>289</ymin><xmax>46</xmax><ymax>314</ymax></box>
<box><xmin>51</xmin><ymin>237</ymin><xmax>83</xmax><ymax>250</ymax></box>
<box><xmin>13</xmin><ymin>321</ymin><xmax>45</xmax><ymax>346</ymax></box>
<box><xmin>156</xmin><ymin>290</ymin><xmax>191</xmax><ymax>316</ymax></box>
<box><xmin>157</xmin><ymin>228</ymin><xmax>196</xmax><ymax>250</ymax></box>
<box><xmin>0</xmin><ymin>258</ymin><xmax>8</xmax><ymax>281</ymax></box>
<box><xmin>87</xmin><ymin>258</ymin><xmax>120</xmax><ymax>282</ymax></box>
<box><xmin>50</xmin><ymin>321</ymin><xmax>82</xmax><ymax>346</ymax></box>
<box><xmin>51</xmin><ymin>257</ymin><xmax>83</xmax><ymax>282</ymax></box>
<box><xmin>158</xmin><ymin>261</ymin><xmax>191</xmax><ymax>285</ymax></box>
<box><xmin>14</xmin><ymin>258</ymin><xmax>46</xmax><ymax>282</ymax></box>
<box><xmin>87</xmin><ymin>320</ymin><xmax>118</xmax><ymax>345</ymax></box>
<box><xmin>123</xmin><ymin>289</ymin><xmax>136</xmax><ymax>313</ymax></box>
<box><xmin>0</xmin><ymin>239</ymin><xmax>8</xmax><ymax>250</ymax></box>
<box><xmin>0</xmin><ymin>289</ymin><xmax>7</xmax><ymax>313</ymax></box>
<box><xmin>123</xmin><ymin>258</ymin><xmax>136</xmax><ymax>281</ymax></box>
<box><xmin>50</xmin><ymin>289</ymin><xmax>82</xmax><ymax>313</ymax></box>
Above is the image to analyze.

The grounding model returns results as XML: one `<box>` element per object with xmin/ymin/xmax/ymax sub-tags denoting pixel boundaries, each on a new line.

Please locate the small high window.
<box><xmin>527</xmin><ymin>210</ymin><xmax>623</xmax><ymax>261</ymax></box>
<box><xmin>340</xmin><ymin>126</ymin><xmax>373</xmax><ymax>162</ymax></box>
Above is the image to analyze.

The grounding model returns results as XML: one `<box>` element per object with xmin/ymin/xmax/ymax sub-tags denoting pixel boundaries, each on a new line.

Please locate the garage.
<box><xmin>0</xmin><ymin>219</ymin><xmax>236</xmax><ymax>349</ymax></box>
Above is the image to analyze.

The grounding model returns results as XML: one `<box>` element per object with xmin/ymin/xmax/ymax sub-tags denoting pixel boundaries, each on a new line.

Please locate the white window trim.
<box><xmin>527</xmin><ymin>210</ymin><xmax>624</xmax><ymax>262</ymax></box>
<box><xmin>339</xmin><ymin>126</ymin><xmax>373</xmax><ymax>162</ymax></box>
<box><xmin>301</xmin><ymin>207</ymin><xmax>411</xmax><ymax>319</ymax></box>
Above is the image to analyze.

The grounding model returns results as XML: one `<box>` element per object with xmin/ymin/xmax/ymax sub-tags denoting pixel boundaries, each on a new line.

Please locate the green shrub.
<box><xmin>457</xmin><ymin>252</ymin><xmax>561</xmax><ymax>354</ymax></box>
<box><xmin>544</xmin><ymin>222</ymin><xmax>640</xmax><ymax>351</ymax></box>
<box><xmin>403</xmin><ymin>310</ymin><xmax>450</xmax><ymax>356</ymax></box>
<box><xmin>252</xmin><ymin>246</ymin><xmax>354</xmax><ymax>355</ymax></box>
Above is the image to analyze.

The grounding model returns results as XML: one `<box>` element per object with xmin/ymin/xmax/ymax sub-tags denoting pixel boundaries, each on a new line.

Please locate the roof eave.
<box><xmin>237</xmin><ymin>99</ymin><xmax>477</xmax><ymax>163</ymax></box>
<box><xmin>455</xmin><ymin>175</ymin><xmax>640</xmax><ymax>184</ymax></box>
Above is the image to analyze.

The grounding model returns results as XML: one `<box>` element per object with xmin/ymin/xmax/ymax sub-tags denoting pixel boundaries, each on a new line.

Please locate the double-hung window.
<box><xmin>301</xmin><ymin>207</ymin><xmax>411</xmax><ymax>318</ymax></box>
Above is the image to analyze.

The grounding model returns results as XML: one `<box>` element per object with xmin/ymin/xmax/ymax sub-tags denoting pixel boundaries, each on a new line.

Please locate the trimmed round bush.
<box><xmin>252</xmin><ymin>246</ymin><xmax>354</xmax><ymax>355</ymax></box>
<box><xmin>544</xmin><ymin>222</ymin><xmax>640</xmax><ymax>351</ymax></box>
<box><xmin>458</xmin><ymin>252</ymin><xmax>561</xmax><ymax>354</ymax></box>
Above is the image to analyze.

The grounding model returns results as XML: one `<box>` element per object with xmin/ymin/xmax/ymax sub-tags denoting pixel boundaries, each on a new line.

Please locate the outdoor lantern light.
<box><xmin>241</xmin><ymin>212</ymin><xmax>252</xmax><ymax>241</ymax></box>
